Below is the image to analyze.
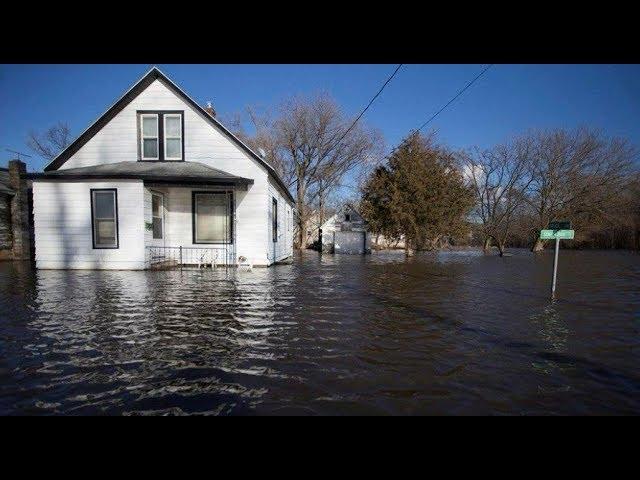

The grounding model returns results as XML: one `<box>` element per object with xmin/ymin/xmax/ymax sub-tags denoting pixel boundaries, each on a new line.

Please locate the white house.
<box><xmin>320</xmin><ymin>204</ymin><xmax>371</xmax><ymax>254</ymax></box>
<box><xmin>27</xmin><ymin>67</ymin><xmax>295</xmax><ymax>270</ymax></box>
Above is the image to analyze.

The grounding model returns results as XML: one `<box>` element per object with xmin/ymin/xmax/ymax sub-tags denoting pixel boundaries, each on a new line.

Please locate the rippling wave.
<box><xmin>1</xmin><ymin>249</ymin><xmax>639</xmax><ymax>415</ymax></box>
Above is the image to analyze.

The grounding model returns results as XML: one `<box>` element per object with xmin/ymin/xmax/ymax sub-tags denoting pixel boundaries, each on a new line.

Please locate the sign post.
<box><xmin>540</xmin><ymin>221</ymin><xmax>574</xmax><ymax>299</ymax></box>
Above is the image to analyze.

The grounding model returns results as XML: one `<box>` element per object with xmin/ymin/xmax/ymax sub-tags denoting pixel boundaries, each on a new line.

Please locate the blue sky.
<box><xmin>1</xmin><ymin>64</ymin><xmax>639</xmax><ymax>177</ymax></box>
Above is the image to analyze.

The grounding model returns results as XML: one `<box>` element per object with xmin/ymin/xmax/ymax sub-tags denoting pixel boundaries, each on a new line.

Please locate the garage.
<box><xmin>333</xmin><ymin>231</ymin><xmax>367</xmax><ymax>255</ymax></box>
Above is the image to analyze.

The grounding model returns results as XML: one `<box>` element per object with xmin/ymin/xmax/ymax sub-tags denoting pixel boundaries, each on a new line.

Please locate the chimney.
<box><xmin>8</xmin><ymin>159</ymin><xmax>32</xmax><ymax>260</ymax></box>
<box><xmin>204</xmin><ymin>101</ymin><xmax>216</xmax><ymax>118</ymax></box>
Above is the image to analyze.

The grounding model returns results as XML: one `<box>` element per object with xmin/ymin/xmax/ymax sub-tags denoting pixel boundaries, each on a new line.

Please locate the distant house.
<box><xmin>26</xmin><ymin>67</ymin><xmax>295</xmax><ymax>270</ymax></box>
<box><xmin>320</xmin><ymin>204</ymin><xmax>371</xmax><ymax>254</ymax></box>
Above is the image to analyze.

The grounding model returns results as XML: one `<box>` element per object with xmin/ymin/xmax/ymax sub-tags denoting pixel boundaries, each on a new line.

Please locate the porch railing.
<box><xmin>146</xmin><ymin>245</ymin><xmax>235</xmax><ymax>270</ymax></box>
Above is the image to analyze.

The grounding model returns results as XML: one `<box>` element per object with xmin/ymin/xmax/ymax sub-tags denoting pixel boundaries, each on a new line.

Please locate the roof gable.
<box><xmin>44</xmin><ymin>67</ymin><xmax>294</xmax><ymax>203</ymax></box>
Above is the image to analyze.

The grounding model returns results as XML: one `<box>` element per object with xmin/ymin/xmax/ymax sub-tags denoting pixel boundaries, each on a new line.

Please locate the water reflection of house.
<box><xmin>320</xmin><ymin>204</ymin><xmax>371</xmax><ymax>254</ymax></box>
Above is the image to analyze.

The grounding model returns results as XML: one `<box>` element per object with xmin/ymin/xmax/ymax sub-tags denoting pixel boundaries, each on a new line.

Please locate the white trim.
<box><xmin>163</xmin><ymin>113</ymin><xmax>183</xmax><ymax>160</ymax></box>
<box><xmin>140</xmin><ymin>114</ymin><xmax>159</xmax><ymax>160</ymax></box>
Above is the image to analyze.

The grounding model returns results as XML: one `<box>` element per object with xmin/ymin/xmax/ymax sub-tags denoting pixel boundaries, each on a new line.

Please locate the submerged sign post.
<box><xmin>540</xmin><ymin>221</ymin><xmax>575</xmax><ymax>299</ymax></box>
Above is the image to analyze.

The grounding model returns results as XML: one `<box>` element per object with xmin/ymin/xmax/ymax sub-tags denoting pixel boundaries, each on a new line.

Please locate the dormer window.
<box><xmin>138</xmin><ymin>110</ymin><xmax>183</xmax><ymax>161</ymax></box>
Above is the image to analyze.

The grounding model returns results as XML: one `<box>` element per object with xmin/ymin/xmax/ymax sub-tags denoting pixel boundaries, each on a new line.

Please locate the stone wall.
<box><xmin>0</xmin><ymin>160</ymin><xmax>32</xmax><ymax>261</ymax></box>
<box><xmin>0</xmin><ymin>194</ymin><xmax>12</xmax><ymax>255</ymax></box>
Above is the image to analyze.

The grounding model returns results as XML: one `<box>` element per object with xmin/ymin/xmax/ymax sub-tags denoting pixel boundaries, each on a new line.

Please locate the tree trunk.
<box><xmin>404</xmin><ymin>239</ymin><xmax>415</xmax><ymax>257</ymax></box>
<box><xmin>531</xmin><ymin>237</ymin><xmax>545</xmax><ymax>252</ymax></box>
<box><xmin>296</xmin><ymin>181</ymin><xmax>306</xmax><ymax>249</ymax></box>
<box><xmin>483</xmin><ymin>236</ymin><xmax>492</xmax><ymax>252</ymax></box>
<box><xmin>497</xmin><ymin>242</ymin><xmax>506</xmax><ymax>257</ymax></box>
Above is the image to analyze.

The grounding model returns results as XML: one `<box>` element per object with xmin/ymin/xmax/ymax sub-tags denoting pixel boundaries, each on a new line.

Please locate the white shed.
<box><xmin>320</xmin><ymin>204</ymin><xmax>371</xmax><ymax>254</ymax></box>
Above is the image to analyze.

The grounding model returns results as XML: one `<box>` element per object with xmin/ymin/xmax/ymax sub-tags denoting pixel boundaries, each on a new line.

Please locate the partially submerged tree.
<box><xmin>525</xmin><ymin>127</ymin><xmax>635</xmax><ymax>251</ymax></box>
<box><xmin>463</xmin><ymin>136</ymin><xmax>533</xmax><ymax>256</ymax></box>
<box><xmin>27</xmin><ymin>122</ymin><xmax>72</xmax><ymax>161</ymax></box>
<box><xmin>361</xmin><ymin>133</ymin><xmax>474</xmax><ymax>256</ymax></box>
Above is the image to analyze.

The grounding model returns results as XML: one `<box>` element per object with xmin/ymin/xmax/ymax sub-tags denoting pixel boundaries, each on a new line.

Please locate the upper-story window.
<box><xmin>138</xmin><ymin>111</ymin><xmax>184</xmax><ymax>161</ymax></box>
<box><xmin>140</xmin><ymin>114</ymin><xmax>159</xmax><ymax>160</ymax></box>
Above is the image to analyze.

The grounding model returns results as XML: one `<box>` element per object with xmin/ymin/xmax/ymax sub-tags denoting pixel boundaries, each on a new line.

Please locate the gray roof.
<box><xmin>27</xmin><ymin>161</ymin><xmax>254</xmax><ymax>187</ymax></box>
<box><xmin>0</xmin><ymin>168</ymin><xmax>14</xmax><ymax>195</ymax></box>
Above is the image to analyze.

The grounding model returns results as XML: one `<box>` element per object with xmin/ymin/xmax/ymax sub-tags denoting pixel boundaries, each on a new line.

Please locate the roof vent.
<box><xmin>258</xmin><ymin>148</ymin><xmax>267</xmax><ymax>159</ymax></box>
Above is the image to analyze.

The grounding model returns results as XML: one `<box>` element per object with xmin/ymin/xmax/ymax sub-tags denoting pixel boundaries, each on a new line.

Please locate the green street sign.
<box><xmin>540</xmin><ymin>229</ymin><xmax>575</xmax><ymax>240</ymax></box>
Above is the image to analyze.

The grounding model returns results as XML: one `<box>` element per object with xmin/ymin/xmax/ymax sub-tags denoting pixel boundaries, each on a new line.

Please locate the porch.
<box><xmin>144</xmin><ymin>185</ymin><xmax>238</xmax><ymax>270</ymax></box>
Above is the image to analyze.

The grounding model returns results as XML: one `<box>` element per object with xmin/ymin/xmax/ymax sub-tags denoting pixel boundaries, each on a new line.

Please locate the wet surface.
<box><xmin>1</xmin><ymin>249</ymin><xmax>639</xmax><ymax>415</ymax></box>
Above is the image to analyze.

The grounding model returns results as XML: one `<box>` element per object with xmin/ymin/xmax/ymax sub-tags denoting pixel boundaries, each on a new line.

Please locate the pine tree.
<box><xmin>361</xmin><ymin>133</ymin><xmax>473</xmax><ymax>255</ymax></box>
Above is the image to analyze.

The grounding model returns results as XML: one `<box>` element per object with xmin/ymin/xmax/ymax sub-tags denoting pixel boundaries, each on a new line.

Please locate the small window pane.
<box><xmin>165</xmin><ymin>116</ymin><xmax>181</xmax><ymax>137</ymax></box>
<box><xmin>97</xmin><ymin>220</ymin><xmax>116</xmax><ymax>244</ymax></box>
<box><xmin>166</xmin><ymin>138</ymin><xmax>181</xmax><ymax>158</ymax></box>
<box><xmin>94</xmin><ymin>192</ymin><xmax>115</xmax><ymax>218</ymax></box>
<box><xmin>143</xmin><ymin>139</ymin><xmax>158</xmax><ymax>158</ymax></box>
<box><xmin>142</xmin><ymin>116</ymin><xmax>158</xmax><ymax>136</ymax></box>
<box><xmin>152</xmin><ymin>195</ymin><xmax>161</xmax><ymax>216</ymax></box>
<box><xmin>152</xmin><ymin>217</ymin><xmax>163</xmax><ymax>239</ymax></box>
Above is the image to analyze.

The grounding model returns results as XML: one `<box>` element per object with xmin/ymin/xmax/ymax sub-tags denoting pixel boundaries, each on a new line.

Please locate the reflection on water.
<box><xmin>1</xmin><ymin>249</ymin><xmax>639</xmax><ymax>415</ymax></box>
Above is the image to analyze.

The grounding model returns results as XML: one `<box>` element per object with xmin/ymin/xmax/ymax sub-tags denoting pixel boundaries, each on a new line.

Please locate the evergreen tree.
<box><xmin>361</xmin><ymin>133</ymin><xmax>473</xmax><ymax>255</ymax></box>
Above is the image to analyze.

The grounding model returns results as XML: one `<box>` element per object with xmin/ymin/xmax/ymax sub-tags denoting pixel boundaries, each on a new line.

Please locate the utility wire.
<box><xmin>332</xmin><ymin>63</ymin><xmax>404</xmax><ymax>147</ymax></box>
<box><xmin>371</xmin><ymin>64</ymin><xmax>494</xmax><ymax>167</ymax></box>
<box><xmin>415</xmin><ymin>64</ymin><xmax>493</xmax><ymax>133</ymax></box>
<box><xmin>288</xmin><ymin>64</ymin><xmax>404</xmax><ymax>188</ymax></box>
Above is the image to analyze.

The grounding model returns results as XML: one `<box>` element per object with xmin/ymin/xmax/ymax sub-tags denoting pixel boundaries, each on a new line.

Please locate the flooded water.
<box><xmin>1</xmin><ymin>249</ymin><xmax>639</xmax><ymax>415</ymax></box>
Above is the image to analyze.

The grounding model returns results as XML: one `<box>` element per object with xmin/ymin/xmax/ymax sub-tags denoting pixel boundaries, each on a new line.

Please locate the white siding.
<box><xmin>268</xmin><ymin>178</ymin><xmax>294</xmax><ymax>263</ymax></box>
<box><xmin>33</xmin><ymin>180</ymin><xmax>145</xmax><ymax>269</ymax></box>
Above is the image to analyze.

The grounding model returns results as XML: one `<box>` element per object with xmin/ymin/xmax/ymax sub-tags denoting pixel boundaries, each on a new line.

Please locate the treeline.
<box><xmin>222</xmin><ymin>93</ymin><xmax>638</xmax><ymax>254</ymax></box>
<box><xmin>362</xmin><ymin>128</ymin><xmax>639</xmax><ymax>254</ymax></box>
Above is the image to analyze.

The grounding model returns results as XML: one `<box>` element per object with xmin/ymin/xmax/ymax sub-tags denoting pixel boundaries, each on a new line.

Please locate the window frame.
<box><xmin>137</xmin><ymin>110</ymin><xmax>184</xmax><ymax>162</ymax></box>
<box><xmin>151</xmin><ymin>192</ymin><xmax>164</xmax><ymax>240</ymax></box>
<box><xmin>140</xmin><ymin>114</ymin><xmax>159</xmax><ymax>160</ymax></box>
<box><xmin>191</xmin><ymin>191</ymin><xmax>234</xmax><ymax>245</ymax></box>
<box><xmin>272</xmin><ymin>197</ymin><xmax>278</xmax><ymax>243</ymax></box>
<box><xmin>163</xmin><ymin>113</ymin><xmax>183</xmax><ymax>160</ymax></box>
<box><xmin>90</xmin><ymin>188</ymin><xmax>119</xmax><ymax>249</ymax></box>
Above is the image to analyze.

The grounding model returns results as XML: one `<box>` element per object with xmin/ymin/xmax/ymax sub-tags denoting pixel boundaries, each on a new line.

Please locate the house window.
<box><xmin>91</xmin><ymin>189</ymin><xmax>118</xmax><ymax>249</ymax></box>
<box><xmin>152</xmin><ymin>193</ymin><xmax>163</xmax><ymax>239</ymax></box>
<box><xmin>140</xmin><ymin>114</ymin><xmax>159</xmax><ymax>160</ymax></box>
<box><xmin>138</xmin><ymin>111</ymin><xmax>183</xmax><ymax>161</ymax></box>
<box><xmin>272</xmin><ymin>198</ymin><xmax>278</xmax><ymax>242</ymax></box>
<box><xmin>192</xmin><ymin>191</ymin><xmax>233</xmax><ymax>244</ymax></box>
<box><xmin>164</xmin><ymin>114</ymin><xmax>182</xmax><ymax>160</ymax></box>
<box><xmin>345</xmin><ymin>213</ymin><xmax>351</xmax><ymax>222</ymax></box>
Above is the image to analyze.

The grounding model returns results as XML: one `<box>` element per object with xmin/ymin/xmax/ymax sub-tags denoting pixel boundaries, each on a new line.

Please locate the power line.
<box><xmin>334</xmin><ymin>63</ymin><xmax>403</xmax><ymax>146</ymax></box>
<box><xmin>370</xmin><ymin>64</ymin><xmax>494</xmax><ymax>167</ymax></box>
<box><xmin>415</xmin><ymin>64</ymin><xmax>493</xmax><ymax>133</ymax></box>
<box><xmin>288</xmin><ymin>63</ymin><xmax>404</xmax><ymax>187</ymax></box>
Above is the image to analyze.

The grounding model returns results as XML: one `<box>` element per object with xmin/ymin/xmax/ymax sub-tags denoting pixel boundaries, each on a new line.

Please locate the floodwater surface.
<box><xmin>1</xmin><ymin>249</ymin><xmax>639</xmax><ymax>415</ymax></box>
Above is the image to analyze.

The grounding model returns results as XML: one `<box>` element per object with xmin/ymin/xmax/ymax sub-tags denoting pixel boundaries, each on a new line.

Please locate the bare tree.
<box><xmin>525</xmin><ymin>127</ymin><xmax>636</xmax><ymax>251</ymax></box>
<box><xmin>226</xmin><ymin>93</ymin><xmax>382</xmax><ymax>249</ymax></box>
<box><xmin>27</xmin><ymin>122</ymin><xmax>72</xmax><ymax>161</ymax></box>
<box><xmin>464</xmin><ymin>136</ymin><xmax>533</xmax><ymax>256</ymax></box>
